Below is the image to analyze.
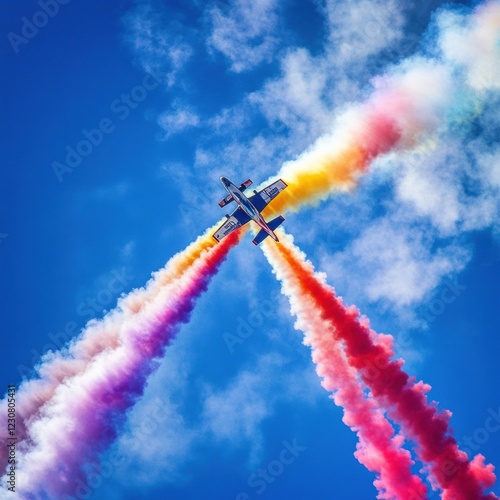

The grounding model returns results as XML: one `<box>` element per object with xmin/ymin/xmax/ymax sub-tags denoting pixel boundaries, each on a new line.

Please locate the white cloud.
<box><xmin>122</xmin><ymin>2</ymin><xmax>193</xmax><ymax>85</ymax></box>
<box><xmin>322</xmin><ymin>0</ymin><xmax>406</xmax><ymax>65</ymax></box>
<box><xmin>394</xmin><ymin>134</ymin><xmax>500</xmax><ymax>237</ymax></box>
<box><xmin>395</xmin><ymin>144</ymin><xmax>463</xmax><ymax>235</ymax></box>
<box><xmin>438</xmin><ymin>2</ymin><xmax>500</xmax><ymax>90</ymax></box>
<box><xmin>201</xmin><ymin>357</ymin><xmax>275</xmax><ymax>461</ymax></box>
<box><xmin>120</xmin><ymin>240</ymin><xmax>136</xmax><ymax>260</ymax></box>
<box><xmin>188</xmin><ymin>0</ymin><xmax>414</xmax><ymax>194</ymax></box>
<box><xmin>311</xmin><ymin>131</ymin><xmax>500</xmax><ymax>319</ymax></box>
<box><xmin>107</xmin><ymin>351</ymin><xmax>196</xmax><ymax>487</ymax></box>
<box><xmin>207</xmin><ymin>0</ymin><xmax>280</xmax><ymax>72</ymax></box>
<box><xmin>109</xmin><ymin>335</ymin><xmax>322</xmax><ymax>486</ymax></box>
<box><xmin>206</xmin><ymin>104</ymin><xmax>253</xmax><ymax>136</ymax></box>
<box><xmin>201</xmin><ymin>351</ymin><xmax>321</xmax><ymax>465</ymax></box>
<box><xmin>321</xmin><ymin>216</ymin><xmax>469</xmax><ymax>312</ymax></box>
<box><xmin>248</xmin><ymin>48</ymin><xmax>332</xmax><ymax>141</ymax></box>
<box><xmin>157</xmin><ymin>102</ymin><xmax>200</xmax><ymax>139</ymax></box>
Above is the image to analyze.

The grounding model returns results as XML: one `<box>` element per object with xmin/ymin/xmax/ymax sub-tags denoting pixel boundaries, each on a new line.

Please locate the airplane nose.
<box><xmin>220</xmin><ymin>176</ymin><xmax>229</xmax><ymax>186</ymax></box>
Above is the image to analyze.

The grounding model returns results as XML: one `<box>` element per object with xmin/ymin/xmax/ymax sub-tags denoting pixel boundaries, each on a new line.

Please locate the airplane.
<box><xmin>213</xmin><ymin>176</ymin><xmax>287</xmax><ymax>245</ymax></box>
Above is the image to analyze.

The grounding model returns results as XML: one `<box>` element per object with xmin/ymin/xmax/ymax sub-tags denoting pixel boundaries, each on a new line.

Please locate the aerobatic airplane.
<box><xmin>213</xmin><ymin>176</ymin><xmax>288</xmax><ymax>245</ymax></box>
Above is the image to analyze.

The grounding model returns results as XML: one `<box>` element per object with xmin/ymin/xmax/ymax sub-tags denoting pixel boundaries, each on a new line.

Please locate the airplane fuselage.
<box><xmin>220</xmin><ymin>176</ymin><xmax>279</xmax><ymax>241</ymax></box>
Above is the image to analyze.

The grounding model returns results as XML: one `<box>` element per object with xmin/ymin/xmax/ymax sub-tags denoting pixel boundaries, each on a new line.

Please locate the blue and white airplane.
<box><xmin>213</xmin><ymin>176</ymin><xmax>287</xmax><ymax>245</ymax></box>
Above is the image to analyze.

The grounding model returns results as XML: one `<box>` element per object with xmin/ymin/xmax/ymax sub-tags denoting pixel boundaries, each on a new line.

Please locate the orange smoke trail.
<box><xmin>262</xmin><ymin>145</ymin><xmax>368</xmax><ymax>218</ymax></box>
<box><xmin>262</xmin><ymin>231</ymin><xmax>497</xmax><ymax>500</ymax></box>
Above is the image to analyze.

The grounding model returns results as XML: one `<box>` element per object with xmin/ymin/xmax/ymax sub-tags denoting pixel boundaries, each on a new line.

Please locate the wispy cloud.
<box><xmin>187</xmin><ymin>0</ymin><xmax>414</xmax><ymax>192</ymax></box>
<box><xmin>248</xmin><ymin>48</ymin><xmax>333</xmax><ymax>143</ymax></box>
<box><xmin>122</xmin><ymin>2</ymin><xmax>193</xmax><ymax>85</ymax></box>
<box><xmin>120</xmin><ymin>240</ymin><xmax>136</xmax><ymax>261</ymax></box>
<box><xmin>110</xmin><ymin>344</ymin><xmax>197</xmax><ymax>485</ymax></box>
<box><xmin>157</xmin><ymin>101</ymin><xmax>200</xmax><ymax>139</ymax></box>
<box><xmin>109</xmin><ymin>339</ymin><xmax>321</xmax><ymax>487</ymax></box>
<box><xmin>207</xmin><ymin>0</ymin><xmax>280</xmax><ymax>72</ymax></box>
<box><xmin>311</xmin><ymin>124</ymin><xmax>500</xmax><ymax>322</ymax></box>
<box><xmin>320</xmin><ymin>214</ymin><xmax>470</xmax><ymax>309</ymax></box>
<box><xmin>321</xmin><ymin>0</ymin><xmax>406</xmax><ymax>66</ymax></box>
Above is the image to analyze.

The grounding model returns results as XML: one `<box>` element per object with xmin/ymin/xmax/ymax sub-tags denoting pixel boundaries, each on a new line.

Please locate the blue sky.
<box><xmin>1</xmin><ymin>0</ymin><xmax>499</xmax><ymax>498</ymax></box>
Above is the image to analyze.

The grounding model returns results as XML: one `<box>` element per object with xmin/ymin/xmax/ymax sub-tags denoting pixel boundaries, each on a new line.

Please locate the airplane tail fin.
<box><xmin>252</xmin><ymin>216</ymin><xmax>285</xmax><ymax>245</ymax></box>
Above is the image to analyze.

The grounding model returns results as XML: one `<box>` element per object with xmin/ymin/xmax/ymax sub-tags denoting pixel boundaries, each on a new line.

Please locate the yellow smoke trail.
<box><xmin>262</xmin><ymin>143</ymin><xmax>367</xmax><ymax>218</ymax></box>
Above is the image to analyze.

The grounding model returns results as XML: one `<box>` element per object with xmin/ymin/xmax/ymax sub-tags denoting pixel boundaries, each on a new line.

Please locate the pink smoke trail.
<box><xmin>262</xmin><ymin>231</ymin><xmax>497</xmax><ymax>500</ymax></box>
<box><xmin>284</xmin><ymin>289</ymin><xmax>427</xmax><ymax>499</ymax></box>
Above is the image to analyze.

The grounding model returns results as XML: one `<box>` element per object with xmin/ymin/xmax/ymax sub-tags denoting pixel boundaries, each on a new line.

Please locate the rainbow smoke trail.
<box><xmin>0</xmin><ymin>228</ymin><xmax>242</xmax><ymax>498</ymax></box>
<box><xmin>0</xmin><ymin>224</ymin><xmax>225</xmax><ymax>471</ymax></box>
<box><xmin>262</xmin><ymin>231</ymin><xmax>497</xmax><ymax>500</ymax></box>
<box><xmin>256</xmin><ymin>1</ymin><xmax>500</xmax><ymax>218</ymax></box>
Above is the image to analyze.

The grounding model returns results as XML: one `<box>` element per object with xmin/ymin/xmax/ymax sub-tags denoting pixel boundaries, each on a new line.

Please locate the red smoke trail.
<box><xmin>282</xmin><ymin>289</ymin><xmax>427</xmax><ymax>499</ymax></box>
<box><xmin>263</xmin><ymin>233</ymin><xmax>497</xmax><ymax>500</ymax></box>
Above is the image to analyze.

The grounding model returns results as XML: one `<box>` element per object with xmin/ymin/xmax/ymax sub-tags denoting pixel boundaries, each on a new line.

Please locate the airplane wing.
<box><xmin>213</xmin><ymin>208</ymin><xmax>251</xmax><ymax>242</ymax></box>
<box><xmin>248</xmin><ymin>179</ymin><xmax>287</xmax><ymax>212</ymax></box>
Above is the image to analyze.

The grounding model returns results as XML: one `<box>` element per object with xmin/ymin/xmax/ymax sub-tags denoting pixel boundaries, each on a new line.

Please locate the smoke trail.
<box><xmin>262</xmin><ymin>231</ymin><xmax>497</xmax><ymax>500</ymax></box>
<box><xmin>0</xmin><ymin>228</ymin><xmax>242</xmax><ymax>498</ymax></box>
<box><xmin>0</xmin><ymin>224</ymin><xmax>226</xmax><ymax>472</ymax></box>
<box><xmin>257</xmin><ymin>1</ymin><xmax>499</xmax><ymax>219</ymax></box>
<box><xmin>0</xmin><ymin>225</ymin><xmax>227</xmax><ymax>458</ymax></box>
<box><xmin>0</xmin><ymin>223</ymin><xmax>229</xmax><ymax>477</ymax></box>
<box><xmin>266</xmin><ymin>281</ymin><xmax>427</xmax><ymax>499</ymax></box>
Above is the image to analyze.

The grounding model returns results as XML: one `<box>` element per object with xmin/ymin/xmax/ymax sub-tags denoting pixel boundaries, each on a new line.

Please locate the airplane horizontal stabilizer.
<box><xmin>238</xmin><ymin>179</ymin><xmax>252</xmax><ymax>192</ymax></box>
<box><xmin>252</xmin><ymin>215</ymin><xmax>285</xmax><ymax>245</ymax></box>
